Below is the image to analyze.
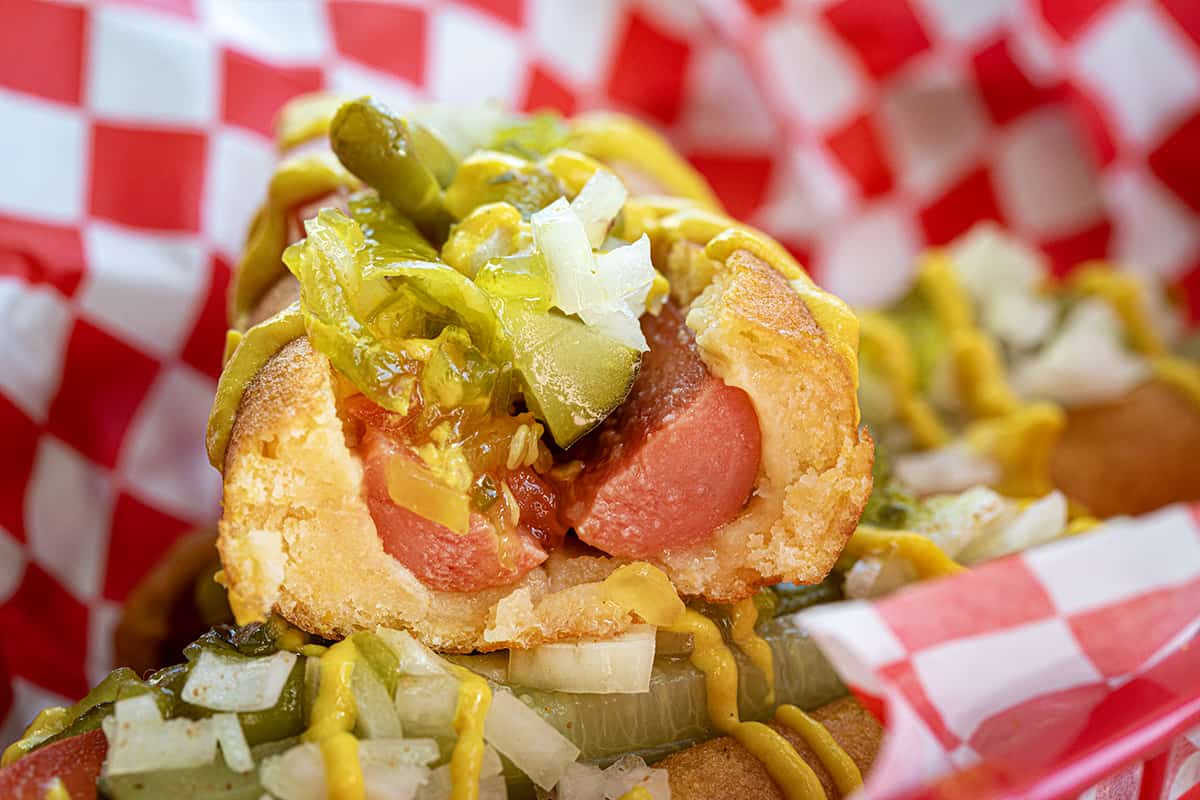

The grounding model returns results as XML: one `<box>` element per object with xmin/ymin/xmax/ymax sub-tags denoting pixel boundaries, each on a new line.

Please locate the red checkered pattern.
<box><xmin>804</xmin><ymin>505</ymin><xmax>1200</xmax><ymax>799</ymax></box>
<box><xmin>1</xmin><ymin>1</ymin><xmax>1199</xmax><ymax>796</ymax></box>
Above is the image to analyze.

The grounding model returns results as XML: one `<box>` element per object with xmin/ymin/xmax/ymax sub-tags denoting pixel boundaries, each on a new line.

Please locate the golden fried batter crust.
<box><xmin>1051</xmin><ymin>380</ymin><xmax>1200</xmax><ymax>517</ymax></box>
<box><xmin>217</xmin><ymin>249</ymin><xmax>872</xmax><ymax>648</ymax></box>
<box><xmin>658</xmin><ymin>696</ymin><xmax>883</xmax><ymax>800</ymax></box>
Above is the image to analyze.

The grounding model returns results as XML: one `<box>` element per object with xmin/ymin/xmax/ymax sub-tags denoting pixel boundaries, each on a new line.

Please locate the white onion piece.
<box><xmin>508</xmin><ymin>626</ymin><xmax>656</xmax><ymax>694</ymax></box>
<box><xmin>376</xmin><ymin>628</ymin><xmax>449</xmax><ymax>676</ymax></box>
<box><xmin>104</xmin><ymin>714</ymin><xmax>217</xmax><ymax>776</ymax></box>
<box><xmin>1012</xmin><ymin>299</ymin><xmax>1150</xmax><ymax>407</ymax></box>
<box><xmin>571</xmin><ymin>169</ymin><xmax>627</xmax><ymax>248</ymax></box>
<box><xmin>531</xmin><ymin>197</ymin><xmax>654</xmax><ymax>352</ymax></box>
<box><xmin>843</xmin><ymin>554</ymin><xmax>918</xmax><ymax>600</ymax></box>
<box><xmin>261</xmin><ymin>740</ymin><xmax>436</xmax><ymax>800</ymax></box>
<box><xmin>920</xmin><ymin>486</ymin><xmax>1013</xmax><ymax>559</ymax></box>
<box><xmin>353</xmin><ymin>662</ymin><xmax>404</xmax><ymax>739</ymax></box>
<box><xmin>532</xmin><ymin>198</ymin><xmax>593</xmax><ymax>316</ymax></box>
<box><xmin>595</xmin><ymin>236</ymin><xmax>654</xmax><ymax>318</ymax></box>
<box><xmin>556</xmin><ymin>761</ymin><xmax>606</xmax><ymax>800</ymax></box>
<box><xmin>393</xmin><ymin>674</ymin><xmax>459</xmax><ymax>736</ymax></box>
<box><xmin>484</xmin><ymin>689</ymin><xmax>580</xmax><ymax>790</ymax></box>
<box><xmin>602</xmin><ymin>754</ymin><xmax>672</xmax><ymax>800</ymax></box>
<box><xmin>959</xmin><ymin>491</ymin><xmax>1068</xmax><ymax>564</ymax></box>
<box><xmin>113</xmin><ymin>693</ymin><xmax>162</xmax><ymax>724</ymax></box>
<box><xmin>359</xmin><ymin>738</ymin><xmax>441</xmax><ymax>768</ymax></box>
<box><xmin>181</xmin><ymin>649</ymin><xmax>297</xmax><ymax>712</ymax></box>
<box><xmin>894</xmin><ymin>442</ymin><xmax>1001</xmax><ymax>496</ymax></box>
<box><xmin>951</xmin><ymin>224</ymin><xmax>1047</xmax><ymax>301</ymax></box>
<box><xmin>259</xmin><ymin>743</ymin><xmax>327</xmax><ymax>800</ymax></box>
<box><xmin>212</xmin><ymin>713</ymin><xmax>253</xmax><ymax>773</ymax></box>
<box><xmin>418</xmin><ymin>766</ymin><xmax>507</xmax><ymax>800</ymax></box>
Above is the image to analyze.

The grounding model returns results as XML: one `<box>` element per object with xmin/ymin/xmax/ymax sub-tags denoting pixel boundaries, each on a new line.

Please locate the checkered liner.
<box><xmin>0</xmin><ymin>1</ymin><xmax>1197</xmax><ymax>798</ymax></box>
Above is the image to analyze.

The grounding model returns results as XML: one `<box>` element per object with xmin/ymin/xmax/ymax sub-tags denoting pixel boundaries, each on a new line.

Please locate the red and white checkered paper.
<box><xmin>0</xmin><ymin>1</ymin><xmax>1198</xmax><ymax>798</ymax></box>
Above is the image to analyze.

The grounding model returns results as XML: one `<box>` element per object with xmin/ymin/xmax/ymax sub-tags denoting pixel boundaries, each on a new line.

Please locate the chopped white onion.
<box><xmin>484</xmin><ymin>689</ymin><xmax>580</xmax><ymax>790</ymax></box>
<box><xmin>358</xmin><ymin>738</ymin><xmax>441</xmax><ymax>768</ymax></box>
<box><xmin>103</xmin><ymin>711</ymin><xmax>217</xmax><ymax>776</ymax></box>
<box><xmin>951</xmin><ymin>224</ymin><xmax>1047</xmax><ymax>301</ymax></box>
<box><xmin>259</xmin><ymin>743</ymin><xmax>328</xmax><ymax>800</ymax></box>
<box><xmin>557</xmin><ymin>756</ymin><xmax>671</xmax><ymax>800</ymax></box>
<box><xmin>894</xmin><ymin>442</ymin><xmax>1001</xmax><ymax>496</ymax></box>
<box><xmin>212</xmin><ymin>713</ymin><xmax>254</xmax><ymax>773</ymax></box>
<box><xmin>602</xmin><ymin>755</ymin><xmax>671</xmax><ymax>800</ymax></box>
<box><xmin>595</xmin><ymin>236</ymin><xmax>654</xmax><ymax>318</ymax></box>
<box><xmin>556</xmin><ymin>762</ymin><xmax>606</xmax><ymax>800</ymax></box>
<box><xmin>260</xmin><ymin>740</ymin><xmax>436</xmax><ymax>800</ymax></box>
<box><xmin>393</xmin><ymin>674</ymin><xmax>459</xmax><ymax>736</ymax></box>
<box><xmin>376</xmin><ymin>628</ymin><xmax>450</xmax><ymax>676</ymax></box>
<box><xmin>919</xmin><ymin>486</ymin><xmax>1013</xmax><ymax>559</ymax></box>
<box><xmin>181</xmin><ymin>649</ymin><xmax>297</xmax><ymax>712</ymax></box>
<box><xmin>113</xmin><ymin>693</ymin><xmax>162</xmax><ymax>724</ymax></box>
<box><xmin>532</xmin><ymin>197</ymin><xmax>593</xmax><ymax>317</ymax></box>
<box><xmin>418</xmin><ymin>767</ymin><xmax>507</xmax><ymax>800</ymax></box>
<box><xmin>843</xmin><ymin>554</ymin><xmax>918</xmax><ymax>600</ymax></box>
<box><xmin>958</xmin><ymin>490</ymin><xmax>1068</xmax><ymax>564</ymax></box>
<box><xmin>508</xmin><ymin>626</ymin><xmax>656</xmax><ymax>694</ymax></box>
<box><xmin>950</xmin><ymin>226</ymin><xmax>1058</xmax><ymax>354</ymax></box>
<box><xmin>571</xmin><ymin>169</ymin><xmax>627</xmax><ymax>248</ymax></box>
<box><xmin>354</xmin><ymin>661</ymin><xmax>404</xmax><ymax>740</ymax></box>
<box><xmin>531</xmin><ymin>194</ymin><xmax>654</xmax><ymax>352</ymax></box>
<box><xmin>1012</xmin><ymin>299</ymin><xmax>1150</xmax><ymax>407</ymax></box>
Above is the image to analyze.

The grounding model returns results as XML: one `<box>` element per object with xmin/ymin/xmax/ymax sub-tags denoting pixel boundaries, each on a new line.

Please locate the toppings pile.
<box><xmin>857</xmin><ymin>223</ymin><xmax>1198</xmax><ymax>501</ymax></box>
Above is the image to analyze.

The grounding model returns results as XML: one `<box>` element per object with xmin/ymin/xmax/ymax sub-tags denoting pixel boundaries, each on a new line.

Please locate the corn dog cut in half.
<box><xmin>208</xmin><ymin>98</ymin><xmax>873</xmax><ymax>651</ymax></box>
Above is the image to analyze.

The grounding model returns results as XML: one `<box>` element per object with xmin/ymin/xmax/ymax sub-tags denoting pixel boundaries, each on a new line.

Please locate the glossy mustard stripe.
<box><xmin>776</xmin><ymin>704</ymin><xmax>863</xmax><ymax>797</ymax></box>
<box><xmin>730</xmin><ymin>597</ymin><xmax>776</xmax><ymax>706</ymax></box>
<box><xmin>845</xmin><ymin>526</ymin><xmax>964</xmax><ymax>579</ymax></box>
<box><xmin>304</xmin><ymin>638</ymin><xmax>364</xmax><ymax>800</ymax></box>
<box><xmin>669</xmin><ymin>610</ymin><xmax>829</xmax><ymax>799</ymax></box>
<box><xmin>445</xmin><ymin>663</ymin><xmax>493</xmax><ymax>800</ymax></box>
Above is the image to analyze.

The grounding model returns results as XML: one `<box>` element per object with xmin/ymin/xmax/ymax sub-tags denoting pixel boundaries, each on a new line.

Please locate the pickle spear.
<box><xmin>330</xmin><ymin>97</ymin><xmax>455</xmax><ymax>242</ymax></box>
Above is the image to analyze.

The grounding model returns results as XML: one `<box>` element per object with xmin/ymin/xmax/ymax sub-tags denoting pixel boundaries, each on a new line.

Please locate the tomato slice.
<box><xmin>0</xmin><ymin>730</ymin><xmax>106</xmax><ymax>800</ymax></box>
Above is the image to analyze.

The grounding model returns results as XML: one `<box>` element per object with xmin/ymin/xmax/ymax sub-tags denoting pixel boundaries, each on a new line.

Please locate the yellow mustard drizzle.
<box><xmin>271</xmin><ymin>614</ymin><xmax>311</xmax><ymax>652</ymax></box>
<box><xmin>232</xmin><ymin>152</ymin><xmax>358</xmax><ymax>326</ymax></box>
<box><xmin>844</xmin><ymin>526</ymin><xmax>964</xmax><ymax>579</ymax></box>
<box><xmin>600</xmin><ymin>562</ymin><xmax>687</xmax><ymax>627</ymax></box>
<box><xmin>2</xmin><ymin>706</ymin><xmax>71</xmax><ymax>766</ymax></box>
<box><xmin>964</xmin><ymin>403</ymin><xmax>1064</xmax><ymax>498</ymax></box>
<box><xmin>541</xmin><ymin>149</ymin><xmax>605</xmax><ymax>196</ymax></box>
<box><xmin>1064</xmin><ymin>266</ymin><xmax>1200</xmax><ymax>412</ymax></box>
<box><xmin>917</xmin><ymin>252</ymin><xmax>1020</xmax><ymax>418</ymax></box>
<box><xmin>304</xmin><ymin>638</ymin><xmax>364</xmax><ymax>800</ymax></box>
<box><xmin>442</xmin><ymin>203</ymin><xmax>526</xmax><ymax>276</ymax></box>
<box><xmin>1071</xmin><ymin>264</ymin><xmax>1166</xmax><ymax>356</ymax></box>
<box><xmin>669</xmin><ymin>610</ymin><xmax>827</xmax><ymax>800</ymax></box>
<box><xmin>617</xmin><ymin>787</ymin><xmax>655</xmax><ymax>800</ymax></box>
<box><xmin>43</xmin><ymin>777</ymin><xmax>71</xmax><ymax>800</ymax></box>
<box><xmin>1152</xmin><ymin>355</ymin><xmax>1200</xmax><ymax>412</ymax></box>
<box><xmin>1064</xmin><ymin>516</ymin><xmax>1101</xmax><ymax>536</ymax></box>
<box><xmin>444</xmin><ymin>663</ymin><xmax>493</xmax><ymax>800</ymax></box>
<box><xmin>948</xmin><ymin>329</ymin><xmax>1020</xmax><ymax>418</ymax></box>
<box><xmin>567</xmin><ymin>113</ymin><xmax>723</xmax><ymax>211</ymax></box>
<box><xmin>775</xmin><ymin>705</ymin><xmax>863</xmax><ymax>797</ymax></box>
<box><xmin>857</xmin><ymin>312</ymin><xmax>949</xmax><ymax>448</ymax></box>
<box><xmin>729</xmin><ymin>598</ymin><xmax>776</xmax><ymax>706</ymax></box>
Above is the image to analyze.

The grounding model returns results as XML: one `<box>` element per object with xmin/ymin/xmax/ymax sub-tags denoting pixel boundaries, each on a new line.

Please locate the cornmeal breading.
<box><xmin>1051</xmin><ymin>380</ymin><xmax>1200</xmax><ymax>517</ymax></box>
<box><xmin>217</xmin><ymin>247</ymin><xmax>872</xmax><ymax>649</ymax></box>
